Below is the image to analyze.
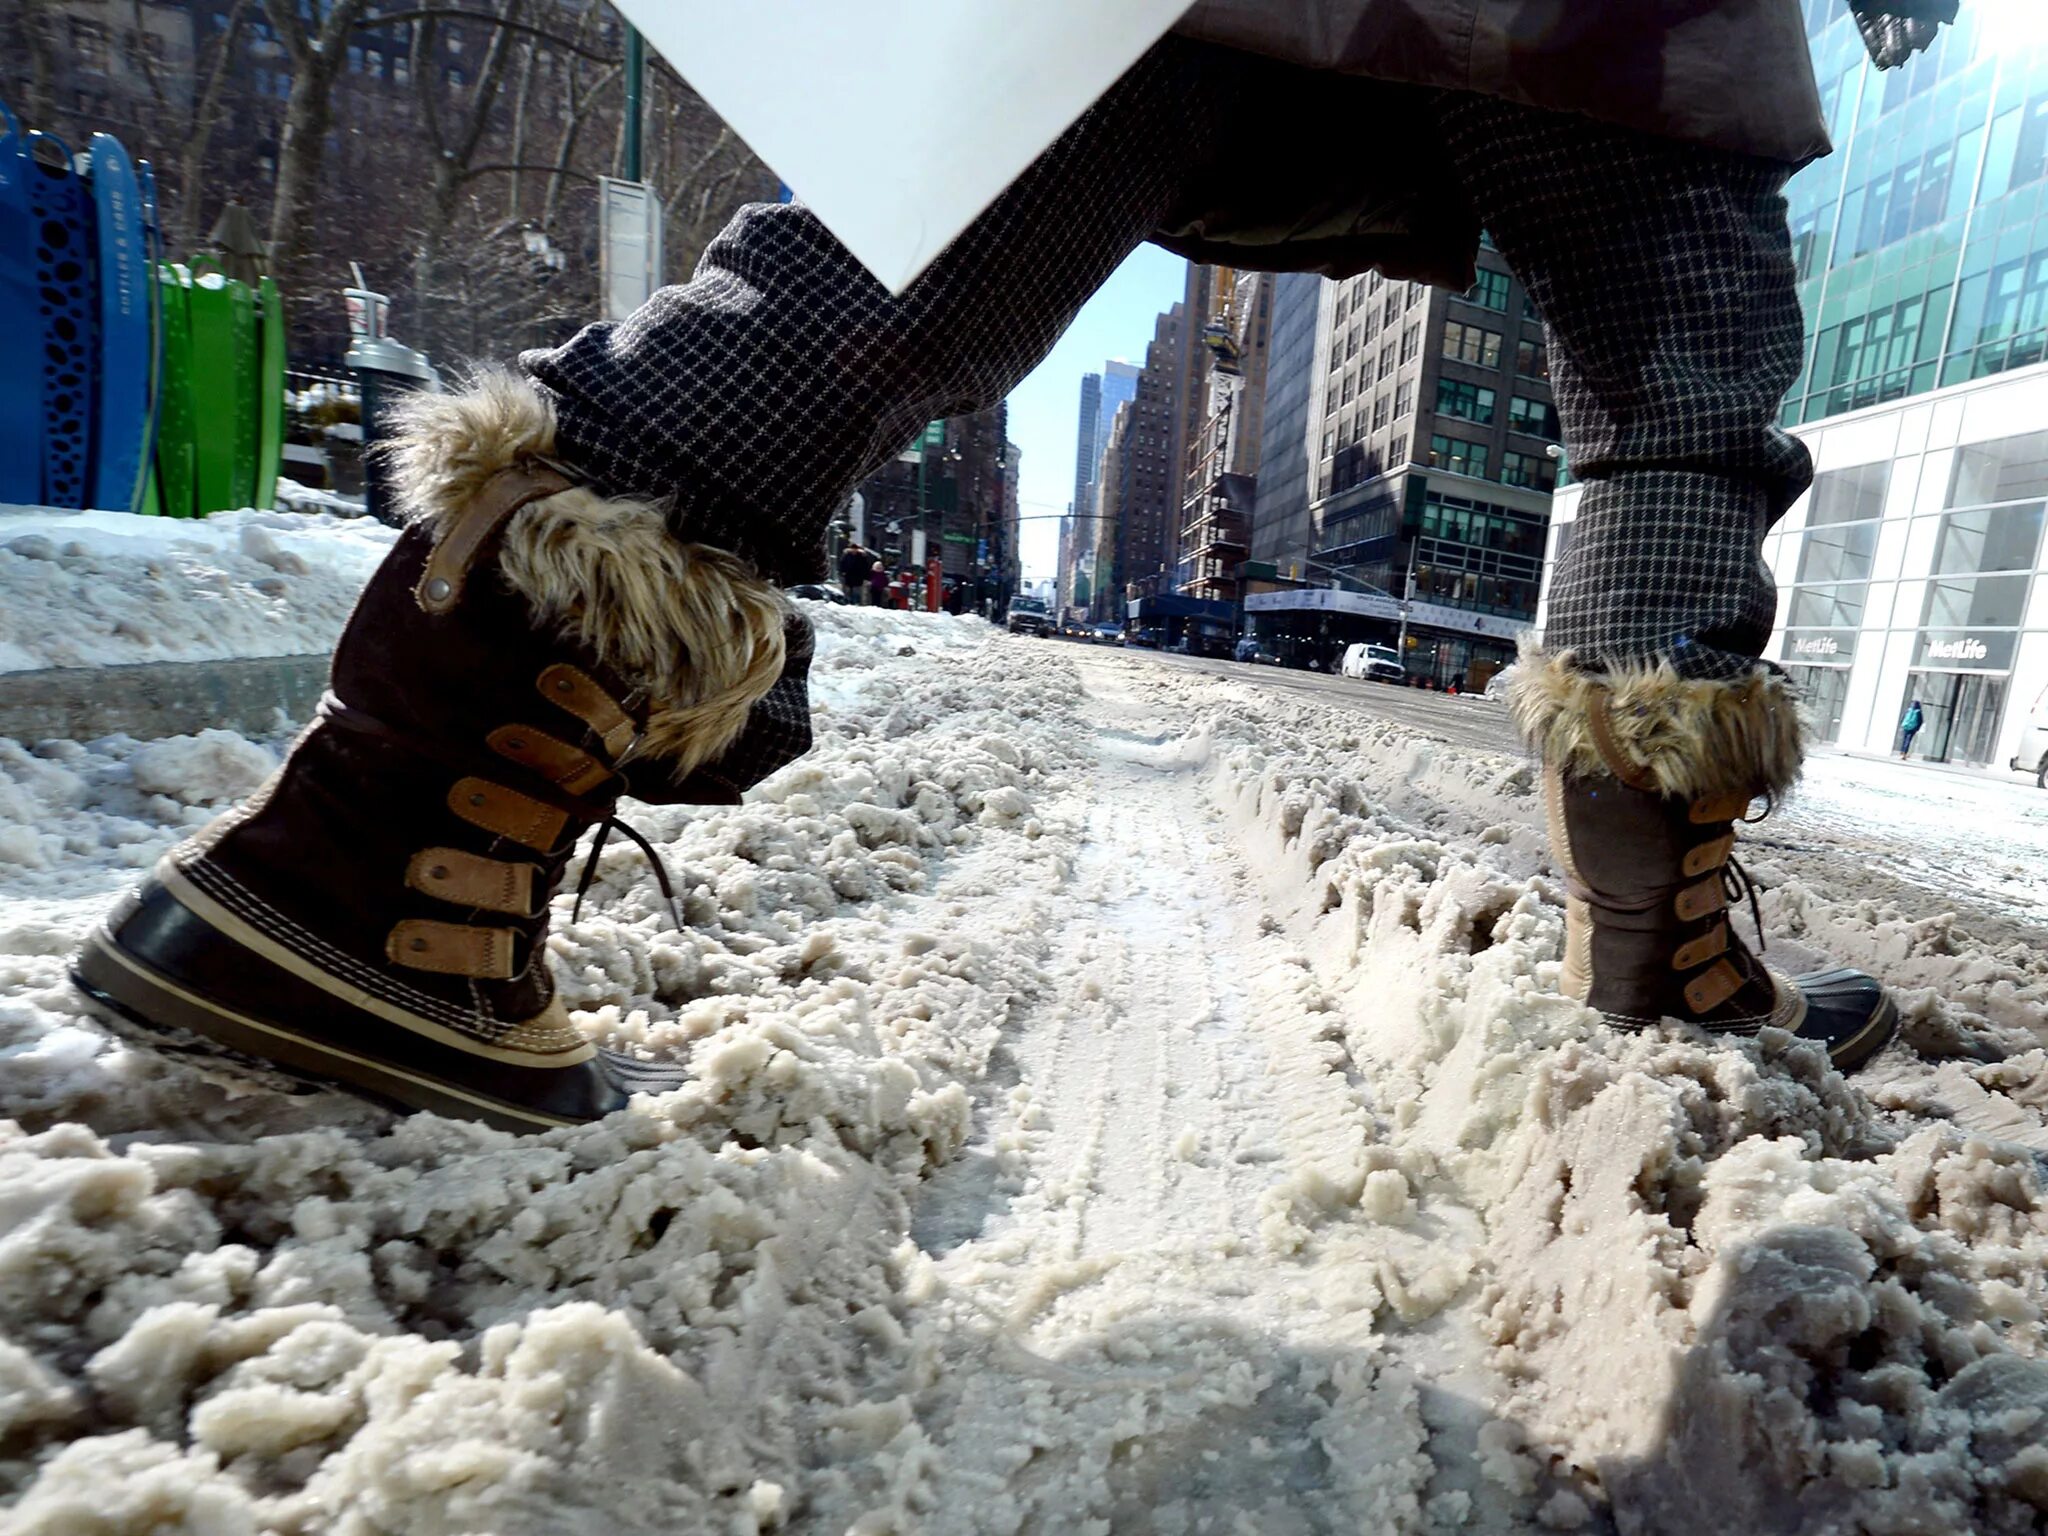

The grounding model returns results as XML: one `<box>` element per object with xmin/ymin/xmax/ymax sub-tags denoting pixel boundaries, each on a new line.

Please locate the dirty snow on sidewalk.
<box><xmin>2</xmin><ymin>603</ymin><xmax>2046</xmax><ymax>1534</ymax></box>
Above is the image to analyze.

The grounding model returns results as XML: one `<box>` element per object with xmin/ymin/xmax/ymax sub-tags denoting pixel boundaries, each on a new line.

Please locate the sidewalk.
<box><xmin>1820</xmin><ymin>743</ymin><xmax>2036</xmax><ymax>787</ymax></box>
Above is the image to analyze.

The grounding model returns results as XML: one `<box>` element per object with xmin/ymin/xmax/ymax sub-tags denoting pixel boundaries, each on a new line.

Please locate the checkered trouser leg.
<box><xmin>1430</xmin><ymin>94</ymin><xmax>1814</xmax><ymax>682</ymax></box>
<box><xmin>521</xmin><ymin>39</ymin><xmax>1237</xmax><ymax>588</ymax></box>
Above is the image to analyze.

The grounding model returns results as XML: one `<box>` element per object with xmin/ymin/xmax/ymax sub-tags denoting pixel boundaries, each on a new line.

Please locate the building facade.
<box><xmin>1540</xmin><ymin>361</ymin><xmax>2048</xmax><ymax>777</ymax></box>
<box><xmin>1250</xmin><ymin>273</ymin><xmax>1328</xmax><ymax>580</ymax></box>
<box><xmin>1783</xmin><ymin>4</ymin><xmax>2048</xmax><ymax>423</ymax></box>
<box><xmin>1175</xmin><ymin>272</ymin><xmax>1274</xmax><ymax>613</ymax></box>
<box><xmin>1244</xmin><ymin>250</ymin><xmax>1560</xmax><ymax>684</ymax></box>
<box><xmin>1090</xmin><ymin>306</ymin><xmax>1187</xmax><ymax>619</ymax></box>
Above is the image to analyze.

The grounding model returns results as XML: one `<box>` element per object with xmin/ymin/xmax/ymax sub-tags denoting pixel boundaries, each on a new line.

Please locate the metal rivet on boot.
<box><xmin>409</xmin><ymin>937</ymin><xmax>429</xmax><ymax>952</ymax></box>
<box><xmin>429</xmin><ymin>865</ymin><xmax>449</xmax><ymax>881</ymax></box>
<box><xmin>424</xmin><ymin>577</ymin><xmax>452</xmax><ymax>602</ymax></box>
<box><xmin>504</xmin><ymin>737</ymin><xmax>527</xmax><ymax>750</ymax></box>
<box><xmin>554</xmin><ymin>677</ymin><xmax>574</xmax><ymax>694</ymax></box>
<box><xmin>469</xmin><ymin>792</ymin><xmax>487</xmax><ymax>807</ymax></box>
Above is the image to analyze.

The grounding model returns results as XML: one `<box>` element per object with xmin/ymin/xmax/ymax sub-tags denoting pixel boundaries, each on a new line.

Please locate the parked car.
<box><xmin>2009</xmin><ymin>684</ymin><xmax>2048</xmax><ymax>787</ymax></box>
<box><xmin>1093</xmin><ymin>624</ymin><xmax>1124</xmax><ymax>645</ymax></box>
<box><xmin>1478</xmin><ymin>667</ymin><xmax>1516</xmax><ymax>703</ymax></box>
<box><xmin>1126</xmin><ymin>627</ymin><xmax>1164</xmax><ymax>649</ymax></box>
<box><xmin>1339</xmin><ymin>642</ymin><xmax>1405</xmax><ymax>684</ymax></box>
<box><xmin>1006</xmin><ymin>595</ymin><xmax>1053</xmax><ymax>636</ymax></box>
<box><xmin>786</xmin><ymin>582</ymin><xmax>850</xmax><ymax>604</ymax></box>
<box><xmin>1233</xmin><ymin>637</ymin><xmax>1278</xmax><ymax>665</ymax></box>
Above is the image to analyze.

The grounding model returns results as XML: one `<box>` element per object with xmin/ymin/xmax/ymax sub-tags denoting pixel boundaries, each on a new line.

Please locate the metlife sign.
<box><xmin>1781</xmin><ymin>629</ymin><xmax>1856</xmax><ymax>664</ymax></box>
<box><xmin>1244</xmin><ymin>587</ymin><xmax>1526</xmax><ymax>642</ymax></box>
<box><xmin>1914</xmin><ymin>631</ymin><xmax>2014</xmax><ymax>671</ymax></box>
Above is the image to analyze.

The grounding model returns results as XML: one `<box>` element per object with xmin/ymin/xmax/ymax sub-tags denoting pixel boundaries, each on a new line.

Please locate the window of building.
<box><xmin>1435</xmin><ymin>379</ymin><xmax>1496</xmax><ymax>425</ymax></box>
<box><xmin>1516</xmin><ymin>339</ymin><xmax>1548</xmax><ymax>379</ymax></box>
<box><xmin>1378</xmin><ymin>343</ymin><xmax>1395</xmax><ymax>381</ymax></box>
<box><xmin>1507</xmin><ymin>395</ymin><xmax>1558</xmax><ymax>437</ymax></box>
<box><xmin>72</xmin><ymin>18</ymin><xmax>110</xmax><ymax>70</ymax></box>
<box><xmin>444</xmin><ymin>65</ymin><xmax>467</xmax><ymax>87</ymax></box>
<box><xmin>1468</xmin><ymin>269</ymin><xmax>1511</xmax><ymax>311</ymax></box>
<box><xmin>1389</xmin><ymin>434</ymin><xmax>1408</xmax><ymax>464</ymax></box>
<box><xmin>1399</xmin><ymin>324</ymin><xmax>1420</xmax><ymax>364</ymax></box>
<box><xmin>1443</xmin><ymin>321</ymin><xmax>1504</xmax><ymax>368</ymax></box>
<box><xmin>1949</xmin><ymin>429</ymin><xmax>2048</xmax><ymax>507</ymax></box>
<box><xmin>1384</xmin><ymin>295</ymin><xmax>1400</xmax><ymax>327</ymax></box>
<box><xmin>1810</xmin><ymin>462</ymin><xmax>1891</xmax><ymax>526</ymax></box>
<box><xmin>1341</xmin><ymin>373</ymin><xmax>1354</xmax><ymax>405</ymax></box>
<box><xmin>1393</xmin><ymin>382</ymin><xmax>1414</xmax><ymax>418</ymax></box>
<box><xmin>1429</xmin><ymin>434</ymin><xmax>1491</xmax><ymax>479</ymax></box>
<box><xmin>1372</xmin><ymin>395</ymin><xmax>1390</xmax><ymax>431</ymax></box>
<box><xmin>1407</xmin><ymin>284</ymin><xmax>1424</xmax><ymax>311</ymax></box>
<box><xmin>1500</xmin><ymin>450</ymin><xmax>1557</xmax><ymax>492</ymax></box>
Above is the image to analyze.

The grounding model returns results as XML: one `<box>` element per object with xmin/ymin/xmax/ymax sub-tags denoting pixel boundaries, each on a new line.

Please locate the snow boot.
<box><xmin>74</xmin><ymin>375</ymin><xmax>809</xmax><ymax>1132</ymax></box>
<box><xmin>1513</xmin><ymin>654</ymin><xmax>1899</xmax><ymax>1071</ymax></box>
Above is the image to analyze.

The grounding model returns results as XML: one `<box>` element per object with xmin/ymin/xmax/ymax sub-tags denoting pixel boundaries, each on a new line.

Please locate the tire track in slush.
<box><xmin>884</xmin><ymin>662</ymin><xmax>1467</xmax><ymax>1536</ymax></box>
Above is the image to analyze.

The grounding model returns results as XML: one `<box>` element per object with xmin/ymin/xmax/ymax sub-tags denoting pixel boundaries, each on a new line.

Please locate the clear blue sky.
<box><xmin>1005</xmin><ymin>244</ymin><xmax>1188</xmax><ymax>584</ymax></box>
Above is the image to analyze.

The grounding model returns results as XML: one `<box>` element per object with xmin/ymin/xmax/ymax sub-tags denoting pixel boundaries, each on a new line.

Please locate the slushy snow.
<box><xmin>1</xmin><ymin>580</ymin><xmax>2045</xmax><ymax>1533</ymax></box>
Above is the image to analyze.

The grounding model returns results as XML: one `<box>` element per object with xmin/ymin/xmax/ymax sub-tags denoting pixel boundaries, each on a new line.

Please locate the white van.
<box><xmin>2010</xmin><ymin>683</ymin><xmax>2048</xmax><ymax>789</ymax></box>
<box><xmin>1339</xmin><ymin>642</ymin><xmax>1405</xmax><ymax>684</ymax></box>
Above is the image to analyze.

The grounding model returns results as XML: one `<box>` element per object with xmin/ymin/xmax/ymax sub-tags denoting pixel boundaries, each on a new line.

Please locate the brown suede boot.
<box><xmin>74</xmin><ymin>377</ymin><xmax>810</xmax><ymax>1131</ymax></box>
<box><xmin>1515</xmin><ymin>654</ymin><xmax>1898</xmax><ymax>1071</ymax></box>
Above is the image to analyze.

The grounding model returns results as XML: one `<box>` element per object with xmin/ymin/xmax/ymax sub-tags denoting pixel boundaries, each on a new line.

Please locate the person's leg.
<box><xmin>1430</xmin><ymin>92</ymin><xmax>1896</xmax><ymax>1068</ymax></box>
<box><xmin>521</xmin><ymin>39</ymin><xmax>1242</xmax><ymax>588</ymax></box>
<box><xmin>76</xmin><ymin>39</ymin><xmax>1245</xmax><ymax>1129</ymax></box>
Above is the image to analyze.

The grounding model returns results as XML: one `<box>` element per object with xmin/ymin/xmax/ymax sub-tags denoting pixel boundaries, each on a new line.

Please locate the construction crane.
<box><xmin>1200</xmin><ymin>266</ymin><xmax>1240</xmax><ymax>372</ymax></box>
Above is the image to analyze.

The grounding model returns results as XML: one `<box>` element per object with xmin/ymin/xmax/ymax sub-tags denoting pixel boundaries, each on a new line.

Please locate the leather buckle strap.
<box><xmin>1689</xmin><ymin>791</ymin><xmax>1756</xmax><ymax>825</ymax></box>
<box><xmin>487</xmin><ymin>724</ymin><xmax>617</xmax><ymax>797</ymax></box>
<box><xmin>1671</xmin><ymin>923</ymin><xmax>1730</xmax><ymax>972</ymax></box>
<box><xmin>1682</xmin><ymin>831</ymin><xmax>1738</xmax><ymax>878</ymax></box>
<box><xmin>1585</xmin><ymin>685</ymin><xmax>1661</xmax><ymax>793</ymax></box>
<box><xmin>536</xmin><ymin>664</ymin><xmax>637</xmax><ymax>760</ymax></box>
<box><xmin>406</xmin><ymin>847</ymin><xmax>539</xmax><ymax>917</ymax></box>
<box><xmin>414</xmin><ymin>464</ymin><xmax>574</xmax><ymax>615</ymax></box>
<box><xmin>1674</xmin><ymin>875</ymin><xmax>1727</xmax><ymax>923</ymax></box>
<box><xmin>388</xmin><ymin>918</ymin><xmax>520</xmax><ymax>979</ymax></box>
<box><xmin>448</xmin><ymin>776</ymin><xmax>569</xmax><ymax>852</ymax></box>
<box><xmin>1683</xmin><ymin>957</ymin><xmax>1746</xmax><ymax>1015</ymax></box>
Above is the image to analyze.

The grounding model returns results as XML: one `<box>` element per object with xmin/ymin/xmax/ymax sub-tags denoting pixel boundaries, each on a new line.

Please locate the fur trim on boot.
<box><xmin>386</xmin><ymin>370</ymin><xmax>788</xmax><ymax>780</ymax></box>
<box><xmin>1508</xmin><ymin>640</ymin><xmax>1806</xmax><ymax>801</ymax></box>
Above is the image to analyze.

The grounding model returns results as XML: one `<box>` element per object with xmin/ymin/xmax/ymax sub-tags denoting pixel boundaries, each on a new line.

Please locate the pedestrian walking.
<box><xmin>837</xmin><ymin>539</ymin><xmax>876</xmax><ymax>604</ymax></box>
<box><xmin>1899</xmin><ymin>698</ymin><xmax>1926</xmax><ymax>759</ymax></box>
<box><xmin>76</xmin><ymin>1</ymin><xmax>1955</xmax><ymax>1127</ymax></box>
<box><xmin>868</xmin><ymin>560</ymin><xmax>890</xmax><ymax>607</ymax></box>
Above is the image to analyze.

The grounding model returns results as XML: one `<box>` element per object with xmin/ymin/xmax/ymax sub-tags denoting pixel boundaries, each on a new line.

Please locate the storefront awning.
<box><xmin>1244</xmin><ymin>587</ymin><xmax>1527</xmax><ymax>641</ymax></box>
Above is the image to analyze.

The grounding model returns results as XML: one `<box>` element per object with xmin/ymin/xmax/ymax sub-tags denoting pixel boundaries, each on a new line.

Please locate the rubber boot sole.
<box><xmin>73</xmin><ymin>926</ymin><xmax>580</xmax><ymax>1133</ymax></box>
<box><xmin>1820</xmin><ymin>989</ymin><xmax>1900</xmax><ymax>1074</ymax></box>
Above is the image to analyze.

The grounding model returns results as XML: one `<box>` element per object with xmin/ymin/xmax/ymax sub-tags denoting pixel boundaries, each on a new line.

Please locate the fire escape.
<box><xmin>1177</xmin><ymin>268</ymin><xmax>1252</xmax><ymax>605</ymax></box>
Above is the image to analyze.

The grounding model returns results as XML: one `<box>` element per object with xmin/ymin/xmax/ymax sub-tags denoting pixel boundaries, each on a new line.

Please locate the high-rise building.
<box><xmin>1098</xmin><ymin>361</ymin><xmax>1140</xmax><ymax>445</ymax></box>
<box><xmin>1175</xmin><ymin>271</ymin><xmax>1274</xmax><ymax>617</ymax></box>
<box><xmin>1535</xmin><ymin>13</ymin><xmax>2048</xmax><ymax>774</ymax></box>
<box><xmin>1091</xmin><ymin>307</ymin><xmax>1186</xmax><ymax>619</ymax></box>
<box><xmin>1244</xmin><ymin>252</ymin><xmax>1560</xmax><ymax>685</ymax></box>
<box><xmin>1071</xmin><ymin>372</ymin><xmax>1103</xmax><ymax>544</ymax></box>
<box><xmin>1783</xmin><ymin>5</ymin><xmax>2048</xmax><ymax>423</ymax></box>
<box><xmin>1250</xmin><ymin>274</ymin><xmax>1330</xmax><ymax>582</ymax></box>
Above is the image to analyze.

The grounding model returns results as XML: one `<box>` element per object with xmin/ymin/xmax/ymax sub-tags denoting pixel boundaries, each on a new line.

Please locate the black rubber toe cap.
<box><xmin>1792</xmin><ymin>966</ymin><xmax>1899</xmax><ymax>1072</ymax></box>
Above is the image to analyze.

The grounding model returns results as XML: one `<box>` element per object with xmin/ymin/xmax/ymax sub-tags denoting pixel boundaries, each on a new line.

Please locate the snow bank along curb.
<box><xmin>0</xmin><ymin>507</ymin><xmax>395</xmax><ymax>674</ymax></box>
<box><xmin>0</xmin><ymin>655</ymin><xmax>331</xmax><ymax>746</ymax></box>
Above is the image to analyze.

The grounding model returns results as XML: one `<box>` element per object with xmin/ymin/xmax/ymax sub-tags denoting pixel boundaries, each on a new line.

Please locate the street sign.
<box><xmin>606</xmin><ymin>0</ymin><xmax>1194</xmax><ymax>294</ymax></box>
<box><xmin>598</xmin><ymin>177</ymin><xmax>664</xmax><ymax>322</ymax></box>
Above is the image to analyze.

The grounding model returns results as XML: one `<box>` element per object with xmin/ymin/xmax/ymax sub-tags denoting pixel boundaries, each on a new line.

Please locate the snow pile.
<box><xmin>1200</xmin><ymin>685</ymin><xmax>2048</xmax><ymax>1534</ymax></box>
<box><xmin>0</xmin><ymin>605</ymin><xmax>1077</xmax><ymax>1532</ymax></box>
<box><xmin>0</xmin><ymin>508</ymin><xmax>395</xmax><ymax>673</ymax></box>
<box><xmin>2</xmin><ymin>612</ymin><xmax>2044</xmax><ymax>1533</ymax></box>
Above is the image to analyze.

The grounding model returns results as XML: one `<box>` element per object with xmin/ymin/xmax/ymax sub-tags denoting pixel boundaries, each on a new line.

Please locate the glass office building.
<box><xmin>1785</xmin><ymin>1</ymin><xmax>2048</xmax><ymax>422</ymax></box>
